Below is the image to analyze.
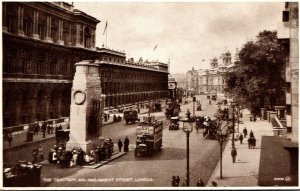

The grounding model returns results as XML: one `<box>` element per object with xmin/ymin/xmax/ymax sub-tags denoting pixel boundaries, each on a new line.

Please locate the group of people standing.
<box><xmin>171</xmin><ymin>176</ymin><xmax>205</xmax><ymax>187</ymax></box>
<box><xmin>32</xmin><ymin>146</ymin><xmax>44</xmax><ymax>163</ymax></box>
<box><xmin>117</xmin><ymin>137</ymin><xmax>130</xmax><ymax>152</ymax></box>
<box><xmin>242</xmin><ymin>127</ymin><xmax>256</xmax><ymax>149</ymax></box>
<box><xmin>48</xmin><ymin>144</ymin><xmax>86</xmax><ymax>168</ymax></box>
<box><xmin>46</xmin><ymin>137</ymin><xmax>130</xmax><ymax>168</ymax></box>
<box><xmin>26</xmin><ymin>122</ymin><xmax>63</xmax><ymax>142</ymax></box>
<box><xmin>231</xmin><ymin>127</ymin><xmax>257</xmax><ymax>163</ymax></box>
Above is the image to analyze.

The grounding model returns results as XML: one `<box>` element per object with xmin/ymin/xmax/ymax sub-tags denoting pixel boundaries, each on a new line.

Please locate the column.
<box><xmin>17</xmin><ymin>5</ymin><xmax>24</xmax><ymax>36</ymax></box>
<box><xmin>68</xmin><ymin>23</ymin><xmax>72</xmax><ymax>46</ymax></box>
<box><xmin>2</xmin><ymin>3</ymin><xmax>8</xmax><ymax>32</ymax></box>
<box><xmin>75</xmin><ymin>24</ymin><xmax>82</xmax><ymax>47</ymax></box>
<box><xmin>32</xmin><ymin>10</ymin><xmax>39</xmax><ymax>39</ymax></box>
<box><xmin>31</xmin><ymin>98</ymin><xmax>37</xmax><ymax>122</ymax></box>
<box><xmin>57</xmin><ymin>95</ymin><xmax>62</xmax><ymax>118</ymax></box>
<box><xmin>91</xmin><ymin>28</ymin><xmax>95</xmax><ymax>49</ymax></box>
<box><xmin>45</xmin><ymin>15</ymin><xmax>52</xmax><ymax>42</ymax></box>
<box><xmin>45</xmin><ymin>96</ymin><xmax>51</xmax><ymax>120</ymax></box>
<box><xmin>57</xmin><ymin>19</ymin><xmax>64</xmax><ymax>45</ymax></box>
<box><xmin>15</xmin><ymin>99</ymin><xmax>22</xmax><ymax>125</ymax></box>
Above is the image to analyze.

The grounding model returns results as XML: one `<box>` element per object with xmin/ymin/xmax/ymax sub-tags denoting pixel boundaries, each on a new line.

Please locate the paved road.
<box><xmin>40</xmin><ymin>95</ymin><xmax>223</xmax><ymax>187</ymax></box>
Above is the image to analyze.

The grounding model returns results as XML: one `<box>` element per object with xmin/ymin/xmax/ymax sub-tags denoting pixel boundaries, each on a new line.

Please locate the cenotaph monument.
<box><xmin>66</xmin><ymin>60</ymin><xmax>104</xmax><ymax>152</ymax></box>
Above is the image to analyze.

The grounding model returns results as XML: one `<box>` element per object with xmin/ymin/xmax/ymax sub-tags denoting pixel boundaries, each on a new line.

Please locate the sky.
<box><xmin>74</xmin><ymin>2</ymin><xmax>284</xmax><ymax>74</ymax></box>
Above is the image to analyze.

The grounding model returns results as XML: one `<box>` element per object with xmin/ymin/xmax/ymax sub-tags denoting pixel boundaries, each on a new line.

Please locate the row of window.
<box><xmin>3</xmin><ymin>46</ymin><xmax>75</xmax><ymax>76</ymax></box>
<box><xmin>102</xmin><ymin>82</ymin><xmax>167</xmax><ymax>94</ymax></box>
<box><xmin>105</xmin><ymin>92</ymin><xmax>168</xmax><ymax>107</ymax></box>
<box><xmin>101</xmin><ymin>68</ymin><xmax>167</xmax><ymax>81</ymax></box>
<box><xmin>4</xmin><ymin>4</ymin><xmax>95</xmax><ymax>48</ymax></box>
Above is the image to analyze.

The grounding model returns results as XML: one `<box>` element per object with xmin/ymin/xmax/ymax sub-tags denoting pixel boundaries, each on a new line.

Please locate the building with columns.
<box><xmin>2</xmin><ymin>2</ymin><xmax>168</xmax><ymax>128</ymax></box>
<box><xmin>198</xmin><ymin>51</ymin><xmax>232</xmax><ymax>96</ymax></box>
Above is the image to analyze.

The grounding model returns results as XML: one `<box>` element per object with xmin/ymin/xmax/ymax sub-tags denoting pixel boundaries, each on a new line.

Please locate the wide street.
<box><xmin>39</xmin><ymin>95</ymin><xmax>224</xmax><ymax>187</ymax></box>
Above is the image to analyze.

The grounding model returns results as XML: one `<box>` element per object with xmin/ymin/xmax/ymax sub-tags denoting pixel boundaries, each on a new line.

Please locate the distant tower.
<box><xmin>220</xmin><ymin>51</ymin><xmax>232</xmax><ymax>66</ymax></box>
<box><xmin>210</xmin><ymin>57</ymin><xmax>218</xmax><ymax>69</ymax></box>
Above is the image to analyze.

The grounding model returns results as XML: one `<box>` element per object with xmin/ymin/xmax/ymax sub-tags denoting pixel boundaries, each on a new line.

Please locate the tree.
<box><xmin>225</xmin><ymin>30</ymin><xmax>286</xmax><ymax>115</ymax></box>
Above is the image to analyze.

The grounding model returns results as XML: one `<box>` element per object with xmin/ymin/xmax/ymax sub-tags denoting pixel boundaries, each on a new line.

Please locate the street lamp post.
<box><xmin>192</xmin><ymin>96</ymin><xmax>196</xmax><ymax>117</ymax></box>
<box><xmin>217</xmin><ymin>126</ymin><xmax>228</xmax><ymax>179</ymax></box>
<box><xmin>231</xmin><ymin>101</ymin><xmax>235</xmax><ymax>149</ymax></box>
<box><xmin>237</xmin><ymin>106</ymin><xmax>240</xmax><ymax>133</ymax></box>
<box><xmin>181</xmin><ymin>115</ymin><xmax>194</xmax><ymax>186</ymax></box>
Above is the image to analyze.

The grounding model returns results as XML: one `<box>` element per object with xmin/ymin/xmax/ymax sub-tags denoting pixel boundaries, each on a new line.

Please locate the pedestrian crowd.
<box><xmin>46</xmin><ymin>137</ymin><xmax>130</xmax><ymax>168</ymax></box>
<box><xmin>32</xmin><ymin>146</ymin><xmax>44</xmax><ymax>164</ymax></box>
<box><xmin>103</xmin><ymin>113</ymin><xmax>123</xmax><ymax>123</ymax></box>
<box><xmin>26</xmin><ymin>122</ymin><xmax>62</xmax><ymax>142</ymax></box>
<box><xmin>230</xmin><ymin>127</ymin><xmax>257</xmax><ymax>164</ymax></box>
<box><xmin>4</xmin><ymin>122</ymin><xmax>64</xmax><ymax>147</ymax></box>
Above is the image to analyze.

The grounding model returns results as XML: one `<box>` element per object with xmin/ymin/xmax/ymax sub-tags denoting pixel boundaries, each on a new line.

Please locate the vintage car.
<box><xmin>211</xmin><ymin>94</ymin><xmax>217</xmax><ymax>101</ymax></box>
<box><xmin>196</xmin><ymin>104</ymin><xmax>202</xmax><ymax>111</ymax></box>
<box><xmin>123</xmin><ymin>110</ymin><xmax>139</xmax><ymax>124</ymax></box>
<box><xmin>169</xmin><ymin>116</ymin><xmax>180</xmax><ymax>130</ymax></box>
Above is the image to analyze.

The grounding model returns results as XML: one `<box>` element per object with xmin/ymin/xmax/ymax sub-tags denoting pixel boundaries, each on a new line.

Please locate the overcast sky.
<box><xmin>75</xmin><ymin>2</ymin><xmax>284</xmax><ymax>74</ymax></box>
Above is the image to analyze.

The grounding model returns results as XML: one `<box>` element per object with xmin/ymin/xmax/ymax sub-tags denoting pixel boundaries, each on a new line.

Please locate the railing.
<box><xmin>271</xmin><ymin>116</ymin><xmax>286</xmax><ymax>137</ymax></box>
<box><xmin>3</xmin><ymin>117</ymin><xmax>69</xmax><ymax>135</ymax></box>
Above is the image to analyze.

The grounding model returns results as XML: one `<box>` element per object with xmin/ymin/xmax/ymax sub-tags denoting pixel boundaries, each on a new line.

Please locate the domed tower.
<box><xmin>220</xmin><ymin>51</ymin><xmax>232</xmax><ymax>66</ymax></box>
<box><xmin>210</xmin><ymin>57</ymin><xmax>218</xmax><ymax>69</ymax></box>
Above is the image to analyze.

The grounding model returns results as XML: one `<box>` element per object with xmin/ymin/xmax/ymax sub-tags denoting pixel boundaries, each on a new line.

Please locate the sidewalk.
<box><xmin>207</xmin><ymin>111</ymin><xmax>274</xmax><ymax>187</ymax></box>
<box><xmin>3</xmin><ymin>106</ymin><xmax>163</xmax><ymax>150</ymax></box>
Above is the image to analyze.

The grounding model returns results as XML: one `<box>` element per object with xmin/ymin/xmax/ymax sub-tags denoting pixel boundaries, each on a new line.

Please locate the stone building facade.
<box><xmin>186</xmin><ymin>67</ymin><xmax>198</xmax><ymax>93</ymax></box>
<box><xmin>2</xmin><ymin>2</ymin><xmax>168</xmax><ymax>128</ymax></box>
<box><xmin>198</xmin><ymin>51</ymin><xmax>232</xmax><ymax>96</ymax></box>
<box><xmin>278</xmin><ymin>2</ymin><xmax>298</xmax><ymax>143</ymax></box>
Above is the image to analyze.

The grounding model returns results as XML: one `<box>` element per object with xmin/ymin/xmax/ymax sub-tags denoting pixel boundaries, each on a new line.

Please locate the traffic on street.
<box><xmin>38</xmin><ymin>95</ymin><xmax>224</xmax><ymax>187</ymax></box>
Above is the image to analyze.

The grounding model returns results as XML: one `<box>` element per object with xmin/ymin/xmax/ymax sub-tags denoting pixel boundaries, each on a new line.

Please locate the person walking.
<box><xmin>118</xmin><ymin>139</ymin><xmax>123</xmax><ymax>152</ymax></box>
<box><xmin>243</xmin><ymin>127</ymin><xmax>248</xmax><ymax>138</ymax></box>
<box><xmin>231</xmin><ymin>147</ymin><xmax>237</xmax><ymax>163</ymax></box>
<box><xmin>248</xmin><ymin>138</ymin><xmax>252</xmax><ymax>149</ymax></box>
<box><xmin>252</xmin><ymin>136</ymin><xmax>256</xmax><ymax>149</ymax></box>
<box><xmin>124</xmin><ymin>137</ymin><xmax>129</xmax><ymax>152</ymax></box>
<box><xmin>239</xmin><ymin>134</ymin><xmax>243</xmax><ymax>144</ymax></box>
<box><xmin>176</xmin><ymin>176</ymin><xmax>180</xmax><ymax>186</ymax></box>
<box><xmin>186</xmin><ymin>109</ymin><xmax>191</xmax><ymax>119</ymax></box>
<box><xmin>47</xmin><ymin>124</ymin><xmax>51</xmax><ymax>134</ymax></box>
<box><xmin>7</xmin><ymin>132</ymin><xmax>13</xmax><ymax>147</ymax></box>
<box><xmin>42</xmin><ymin>122</ymin><xmax>46</xmax><ymax>138</ymax></box>
<box><xmin>196</xmin><ymin>178</ymin><xmax>205</xmax><ymax>187</ymax></box>
<box><xmin>249</xmin><ymin>130</ymin><xmax>254</xmax><ymax>138</ymax></box>
<box><xmin>38</xmin><ymin>146</ymin><xmax>44</xmax><ymax>162</ymax></box>
<box><xmin>33</xmin><ymin>148</ymin><xmax>39</xmax><ymax>163</ymax></box>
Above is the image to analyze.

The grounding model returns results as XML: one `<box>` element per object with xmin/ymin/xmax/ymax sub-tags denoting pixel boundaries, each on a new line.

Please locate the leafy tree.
<box><xmin>225</xmin><ymin>30</ymin><xmax>286</xmax><ymax>115</ymax></box>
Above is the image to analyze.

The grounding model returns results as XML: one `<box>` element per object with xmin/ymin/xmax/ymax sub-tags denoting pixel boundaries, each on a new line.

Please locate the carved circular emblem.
<box><xmin>73</xmin><ymin>90</ymin><xmax>86</xmax><ymax>105</ymax></box>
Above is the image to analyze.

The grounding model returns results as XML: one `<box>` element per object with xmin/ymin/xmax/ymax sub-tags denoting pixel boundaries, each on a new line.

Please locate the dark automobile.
<box><xmin>196</xmin><ymin>104</ymin><xmax>202</xmax><ymax>111</ymax></box>
<box><xmin>211</xmin><ymin>94</ymin><xmax>217</xmax><ymax>101</ymax></box>
<box><xmin>123</xmin><ymin>110</ymin><xmax>139</xmax><ymax>124</ymax></box>
<box><xmin>169</xmin><ymin>116</ymin><xmax>179</xmax><ymax>130</ymax></box>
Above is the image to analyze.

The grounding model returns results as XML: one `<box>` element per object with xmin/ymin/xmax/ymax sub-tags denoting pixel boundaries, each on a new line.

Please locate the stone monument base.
<box><xmin>66</xmin><ymin>137</ymin><xmax>104</xmax><ymax>153</ymax></box>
